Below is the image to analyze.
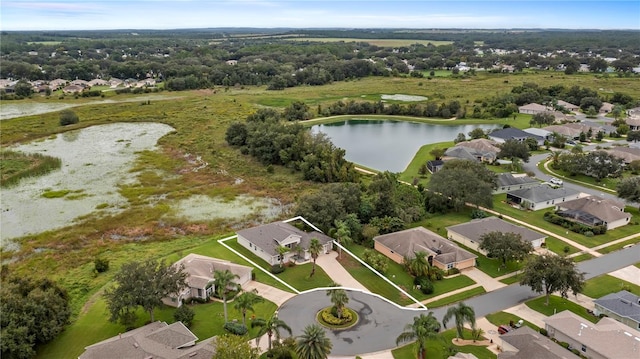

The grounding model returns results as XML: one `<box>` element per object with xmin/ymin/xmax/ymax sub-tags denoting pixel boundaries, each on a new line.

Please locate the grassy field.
<box><xmin>427</xmin><ymin>287</ymin><xmax>487</xmax><ymax>308</ymax></box>
<box><xmin>485</xmin><ymin>311</ymin><xmax>540</xmax><ymax>332</ymax></box>
<box><xmin>525</xmin><ymin>295</ymin><xmax>597</xmax><ymax>323</ymax></box>
<box><xmin>582</xmin><ymin>274</ymin><xmax>640</xmax><ymax>298</ymax></box>
<box><xmin>286</xmin><ymin>37</ymin><xmax>454</xmax><ymax>47</ymax></box>
<box><xmin>392</xmin><ymin>328</ymin><xmax>496</xmax><ymax>359</ymax></box>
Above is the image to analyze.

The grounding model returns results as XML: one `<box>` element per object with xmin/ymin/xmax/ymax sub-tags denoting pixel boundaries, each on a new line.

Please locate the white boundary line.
<box><xmin>298</xmin><ymin>286</ymin><xmax>428</xmax><ymax>312</ymax></box>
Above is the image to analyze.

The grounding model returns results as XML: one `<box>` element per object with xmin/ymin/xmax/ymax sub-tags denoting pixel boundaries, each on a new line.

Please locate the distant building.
<box><xmin>446</xmin><ymin>217</ymin><xmax>546</xmax><ymax>252</ymax></box>
<box><xmin>518</xmin><ymin>103</ymin><xmax>551</xmax><ymax>115</ymax></box>
<box><xmin>494</xmin><ymin>173</ymin><xmax>540</xmax><ymax>194</ymax></box>
<box><xmin>488</xmin><ymin>127</ymin><xmax>544</xmax><ymax>145</ymax></box>
<box><xmin>593</xmin><ymin>290</ymin><xmax>640</xmax><ymax>331</ymax></box>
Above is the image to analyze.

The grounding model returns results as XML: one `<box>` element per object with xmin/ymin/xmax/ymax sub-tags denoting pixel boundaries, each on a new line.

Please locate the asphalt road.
<box><xmin>278</xmin><ymin>244</ymin><xmax>640</xmax><ymax>356</ymax></box>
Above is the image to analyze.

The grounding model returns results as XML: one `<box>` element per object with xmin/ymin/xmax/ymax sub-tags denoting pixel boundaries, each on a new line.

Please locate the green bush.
<box><xmin>270</xmin><ymin>265</ymin><xmax>285</xmax><ymax>274</ymax></box>
<box><xmin>447</xmin><ymin>267</ymin><xmax>460</xmax><ymax>275</ymax></box>
<box><xmin>584</xmin><ymin>231</ymin><xmax>594</xmax><ymax>237</ymax></box>
<box><xmin>94</xmin><ymin>258</ymin><xmax>109</xmax><ymax>273</ymax></box>
<box><xmin>59</xmin><ymin>109</ymin><xmax>79</xmax><ymax>126</ymax></box>
<box><xmin>224</xmin><ymin>321</ymin><xmax>248</xmax><ymax>335</ymax></box>
<box><xmin>471</xmin><ymin>209</ymin><xmax>488</xmax><ymax>219</ymax></box>
<box><xmin>362</xmin><ymin>249</ymin><xmax>389</xmax><ymax>274</ymax></box>
<box><xmin>174</xmin><ymin>304</ymin><xmax>195</xmax><ymax>327</ymax></box>
<box><xmin>320</xmin><ymin>307</ymin><xmax>352</xmax><ymax>325</ymax></box>
<box><xmin>414</xmin><ymin>276</ymin><xmax>434</xmax><ymax>294</ymax></box>
<box><xmin>539</xmin><ymin>328</ymin><xmax>548</xmax><ymax>336</ymax></box>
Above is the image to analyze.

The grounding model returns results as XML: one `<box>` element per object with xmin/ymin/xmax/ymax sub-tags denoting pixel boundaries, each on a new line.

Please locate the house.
<box><xmin>88</xmin><ymin>79</ymin><xmax>109</xmax><ymax>86</ymax></box>
<box><xmin>488</xmin><ymin>127</ymin><xmax>544</xmax><ymax>145</ymax></box>
<box><xmin>426</xmin><ymin>159</ymin><xmax>444</xmax><ymax>174</ymax></box>
<box><xmin>70</xmin><ymin>79</ymin><xmax>89</xmax><ymax>87</ymax></box>
<box><xmin>563</xmin><ymin>122</ymin><xmax>611</xmax><ymax>137</ymax></box>
<box><xmin>499</xmin><ymin>326</ymin><xmax>580</xmax><ymax>359</ymax></box>
<box><xmin>544</xmin><ymin>310</ymin><xmax>640</xmax><ymax>359</ymax></box>
<box><xmin>599</xmin><ymin>102</ymin><xmax>614</xmax><ymax>113</ymax></box>
<box><xmin>605</xmin><ymin>147</ymin><xmax>640</xmax><ymax>164</ymax></box>
<box><xmin>446</xmin><ymin>217</ymin><xmax>546</xmax><ymax>252</ymax></box>
<box><xmin>506</xmin><ymin>186</ymin><xmax>581</xmax><ymax>211</ymax></box>
<box><xmin>556</xmin><ymin>196</ymin><xmax>631</xmax><ymax>230</ymax></box>
<box><xmin>443</xmin><ymin>146</ymin><xmax>480</xmax><ymax>162</ymax></box>
<box><xmin>523</xmin><ymin>127</ymin><xmax>552</xmax><ymax>141</ymax></box>
<box><xmin>593</xmin><ymin>290</ymin><xmax>640</xmax><ymax>331</ymax></box>
<box><xmin>373</xmin><ymin>227</ymin><xmax>477</xmax><ymax>271</ymax></box>
<box><xmin>556</xmin><ymin>100</ymin><xmax>580</xmax><ymax>112</ymax></box>
<box><xmin>542</xmin><ymin>125</ymin><xmax>582</xmax><ymax>140</ymax></box>
<box><xmin>444</xmin><ymin>139</ymin><xmax>500</xmax><ymax>163</ymax></box>
<box><xmin>109</xmin><ymin>78</ymin><xmax>124</xmax><ymax>88</ymax></box>
<box><xmin>626</xmin><ymin>117</ymin><xmax>640</xmax><ymax>131</ymax></box>
<box><xmin>63</xmin><ymin>84</ymin><xmax>84</xmax><ymax>93</ymax></box>
<box><xmin>518</xmin><ymin>103</ymin><xmax>551</xmax><ymax>115</ymax></box>
<box><xmin>79</xmin><ymin>321</ymin><xmax>216</xmax><ymax>359</ymax></box>
<box><xmin>494</xmin><ymin>173</ymin><xmax>540</xmax><ymax>194</ymax></box>
<box><xmin>163</xmin><ymin>254</ymin><xmax>253</xmax><ymax>307</ymax></box>
<box><xmin>236</xmin><ymin>218</ymin><xmax>333</xmax><ymax>266</ymax></box>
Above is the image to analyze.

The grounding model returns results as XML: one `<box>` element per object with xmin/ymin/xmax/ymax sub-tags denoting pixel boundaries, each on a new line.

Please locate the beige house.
<box><xmin>373</xmin><ymin>227</ymin><xmax>477</xmax><ymax>271</ymax></box>
<box><xmin>556</xmin><ymin>100</ymin><xmax>580</xmax><ymax>112</ymax></box>
<box><xmin>499</xmin><ymin>326</ymin><xmax>580</xmax><ymax>359</ymax></box>
<box><xmin>545</xmin><ymin>310</ymin><xmax>640</xmax><ymax>359</ymax></box>
<box><xmin>518</xmin><ymin>103</ymin><xmax>551</xmax><ymax>115</ymax></box>
<box><xmin>556</xmin><ymin>196</ymin><xmax>631</xmax><ymax>230</ymax></box>
<box><xmin>446</xmin><ymin>217</ymin><xmax>546</xmax><ymax>253</ymax></box>
<box><xmin>163</xmin><ymin>254</ymin><xmax>253</xmax><ymax>307</ymax></box>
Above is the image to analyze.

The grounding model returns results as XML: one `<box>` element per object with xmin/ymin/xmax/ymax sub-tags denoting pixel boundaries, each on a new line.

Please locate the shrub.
<box><xmin>320</xmin><ymin>307</ymin><xmax>353</xmax><ymax>325</ymax></box>
<box><xmin>270</xmin><ymin>265</ymin><xmax>285</xmax><ymax>274</ymax></box>
<box><xmin>447</xmin><ymin>268</ymin><xmax>460</xmax><ymax>275</ymax></box>
<box><xmin>560</xmin><ymin>342</ymin><xmax>570</xmax><ymax>349</ymax></box>
<box><xmin>59</xmin><ymin>109</ymin><xmax>79</xmax><ymax>126</ymax></box>
<box><xmin>414</xmin><ymin>276</ymin><xmax>434</xmax><ymax>294</ymax></box>
<box><xmin>362</xmin><ymin>249</ymin><xmax>389</xmax><ymax>274</ymax></box>
<box><xmin>174</xmin><ymin>304</ymin><xmax>195</xmax><ymax>327</ymax></box>
<box><xmin>539</xmin><ymin>328</ymin><xmax>548</xmax><ymax>336</ymax></box>
<box><xmin>471</xmin><ymin>209</ymin><xmax>488</xmax><ymax>219</ymax></box>
<box><xmin>94</xmin><ymin>258</ymin><xmax>109</xmax><ymax>273</ymax></box>
<box><xmin>584</xmin><ymin>231</ymin><xmax>594</xmax><ymax>237</ymax></box>
<box><xmin>224</xmin><ymin>321</ymin><xmax>248</xmax><ymax>335</ymax></box>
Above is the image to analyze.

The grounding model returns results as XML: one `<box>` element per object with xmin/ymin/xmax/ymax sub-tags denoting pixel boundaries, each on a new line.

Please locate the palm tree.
<box><xmin>251</xmin><ymin>314</ymin><xmax>292</xmax><ymax>351</ymax></box>
<box><xmin>396</xmin><ymin>312</ymin><xmax>441</xmax><ymax>359</ymax></box>
<box><xmin>405</xmin><ymin>251</ymin><xmax>435</xmax><ymax>280</ymax></box>
<box><xmin>334</xmin><ymin>220</ymin><xmax>352</xmax><ymax>259</ymax></box>
<box><xmin>213</xmin><ymin>269</ymin><xmax>240</xmax><ymax>323</ymax></box>
<box><xmin>326</xmin><ymin>282</ymin><xmax>349</xmax><ymax>319</ymax></box>
<box><xmin>295</xmin><ymin>324</ymin><xmax>332</xmax><ymax>359</ymax></box>
<box><xmin>276</xmin><ymin>245</ymin><xmax>290</xmax><ymax>268</ymax></box>
<box><xmin>308</xmin><ymin>238</ymin><xmax>323</xmax><ymax>277</ymax></box>
<box><xmin>442</xmin><ymin>302</ymin><xmax>476</xmax><ymax>341</ymax></box>
<box><xmin>233</xmin><ymin>289</ymin><xmax>263</xmax><ymax>327</ymax></box>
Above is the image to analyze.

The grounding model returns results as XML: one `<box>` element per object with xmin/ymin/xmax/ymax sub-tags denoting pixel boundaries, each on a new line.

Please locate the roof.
<box><xmin>557</xmin><ymin>196</ymin><xmax>630</xmax><ymax>224</ymax></box>
<box><xmin>374</xmin><ymin>227</ymin><xmax>476</xmax><ymax>265</ymax></box>
<box><xmin>446</xmin><ymin>217</ymin><xmax>546</xmax><ymax>243</ymax></box>
<box><xmin>497</xmin><ymin>173</ymin><xmax>540</xmax><ymax>187</ymax></box>
<box><xmin>542</xmin><ymin>125</ymin><xmax>582</xmax><ymax>138</ymax></box>
<box><xmin>174</xmin><ymin>254</ymin><xmax>252</xmax><ymax>289</ymax></box>
<box><xmin>80</xmin><ymin>322</ymin><xmax>215</xmax><ymax>359</ymax></box>
<box><xmin>594</xmin><ymin>290</ymin><xmax>640</xmax><ymax>323</ymax></box>
<box><xmin>626</xmin><ymin>117</ymin><xmax>640</xmax><ymax>127</ymax></box>
<box><xmin>237</xmin><ymin>221</ymin><xmax>333</xmax><ymax>257</ymax></box>
<box><xmin>455</xmin><ymin>138</ymin><xmax>501</xmax><ymax>154</ymax></box>
<box><xmin>605</xmin><ymin>147</ymin><xmax>640</xmax><ymax>163</ymax></box>
<box><xmin>499</xmin><ymin>326</ymin><xmax>579</xmax><ymax>359</ymax></box>
<box><xmin>489</xmin><ymin>127</ymin><xmax>543</xmax><ymax>141</ymax></box>
<box><xmin>519</xmin><ymin>103</ymin><xmax>550</xmax><ymax>112</ymax></box>
<box><xmin>444</xmin><ymin>146</ymin><xmax>478</xmax><ymax>161</ymax></box>
<box><xmin>544</xmin><ymin>310</ymin><xmax>640</xmax><ymax>359</ymax></box>
<box><xmin>507</xmin><ymin>186</ymin><xmax>580</xmax><ymax>203</ymax></box>
<box><xmin>556</xmin><ymin>100</ymin><xmax>579</xmax><ymax>110</ymax></box>
<box><xmin>523</xmin><ymin>128</ymin><xmax>552</xmax><ymax>138</ymax></box>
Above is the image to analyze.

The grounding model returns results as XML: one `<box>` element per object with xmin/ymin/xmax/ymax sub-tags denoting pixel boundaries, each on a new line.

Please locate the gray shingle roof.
<box><xmin>557</xmin><ymin>196</ymin><xmax>630</xmax><ymax>224</ymax></box>
<box><xmin>237</xmin><ymin>221</ymin><xmax>333</xmax><ymax>256</ymax></box>
<box><xmin>175</xmin><ymin>254</ymin><xmax>252</xmax><ymax>289</ymax></box>
<box><xmin>497</xmin><ymin>173</ymin><xmax>540</xmax><ymax>187</ymax></box>
<box><xmin>446</xmin><ymin>217</ymin><xmax>546</xmax><ymax>244</ymax></box>
<box><xmin>499</xmin><ymin>326</ymin><xmax>580</xmax><ymax>359</ymax></box>
<box><xmin>594</xmin><ymin>290</ymin><xmax>640</xmax><ymax>323</ymax></box>
<box><xmin>507</xmin><ymin>186</ymin><xmax>580</xmax><ymax>203</ymax></box>
<box><xmin>489</xmin><ymin>127</ymin><xmax>543</xmax><ymax>142</ymax></box>
<box><xmin>374</xmin><ymin>227</ymin><xmax>476</xmax><ymax>265</ymax></box>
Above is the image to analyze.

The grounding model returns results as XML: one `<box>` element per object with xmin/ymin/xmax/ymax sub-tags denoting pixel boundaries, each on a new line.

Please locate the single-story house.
<box><xmin>163</xmin><ymin>254</ymin><xmax>253</xmax><ymax>307</ymax></box>
<box><xmin>542</xmin><ymin>125</ymin><xmax>582</xmax><ymax>140</ymax></box>
<box><xmin>373</xmin><ymin>227</ymin><xmax>477</xmax><ymax>271</ymax></box>
<box><xmin>237</xmin><ymin>217</ymin><xmax>333</xmax><ymax>266</ymax></box>
<box><xmin>556</xmin><ymin>100</ymin><xmax>580</xmax><ymax>112</ymax></box>
<box><xmin>523</xmin><ymin>128</ymin><xmax>552</xmax><ymax>141</ymax></box>
<box><xmin>79</xmin><ymin>321</ymin><xmax>216</xmax><ymax>359</ymax></box>
<box><xmin>556</xmin><ymin>196</ymin><xmax>631</xmax><ymax>230</ymax></box>
<box><xmin>518</xmin><ymin>103</ymin><xmax>551</xmax><ymax>115</ymax></box>
<box><xmin>506</xmin><ymin>186</ymin><xmax>581</xmax><ymax>211</ymax></box>
<box><xmin>593</xmin><ymin>290</ymin><xmax>640</xmax><ymax>331</ymax></box>
<box><xmin>499</xmin><ymin>326</ymin><xmax>580</xmax><ymax>359</ymax></box>
<box><xmin>494</xmin><ymin>173</ymin><xmax>540</xmax><ymax>194</ymax></box>
<box><xmin>444</xmin><ymin>139</ymin><xmax>500</xmax><ymax>163</ymax></box>
<box><xmin>443</xmin><ymin>146</ymin><xmax>481</xmax><ymax>162</ymax></box>
<box><xmin>600</xmin><ymin>102</ymin><xmax>614</xmax><ymax>113</ymax></box>
<box><xmin>446</xmin><ymin>217</ymin><xmax>546</xmax><ymax>252</ymax></box>
<box><xmin>628</xmin><ymin>106</ymin><xmax>640</xmax><ymax>117</ymax></box>
<box><xmin>488</xmin><ymin>127</ymin><xmax>544</xmax><ymax>145</ymax></box>
<box><xmin>70</xmin><ymin>79</ymin><xmax>89</xmax><ymax>87</ymax></box>
<box><xmin>88</xmin><ymin>78</ymin><xmax>109</xmax><ymax>86</ymax></box>
<box><xmin>544</xmin><ymin>310</ymin><xmax>640</xmax><ymax>359</ymax></box>
<box><xmin>626</xmin><ymin>117</ymin><xmax>640</xmax><ymax>131</ymax></box>
<box><xmin>48</xmin><ymin>78</ymin><xmax>67</xmax><ymax>89</ymax></box>
<box><xmin>63</xmin><ymin>84</ymin><xmax>84</xmax><ymax>93</ymax></box>
<box><xmin>426</xmin><ymin>160</ymin><xmax>444</xmax><ymax>174</ymax></box>
<box><xmin>605</xmin><ymin>147</ymin><xmax>640</xmax><ymax>164</ymax></box>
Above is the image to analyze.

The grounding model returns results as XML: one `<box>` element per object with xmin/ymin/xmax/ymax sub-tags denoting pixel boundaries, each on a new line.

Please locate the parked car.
<box><xmin>549</xmin><ymin>177</ymin><xmax>563</xmax><ymax>185</ymax></box>
<box><xmin>498</xmin><ymin>325</ymin><xmax>512</xmax><ymax>334</ymax></box>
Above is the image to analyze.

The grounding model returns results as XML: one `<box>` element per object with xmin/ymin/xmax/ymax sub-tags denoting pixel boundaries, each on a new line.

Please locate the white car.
<box><xmin>549</xmin><ymin>177</ymin><xmax>563</xmax><ymax>185</ymax></box>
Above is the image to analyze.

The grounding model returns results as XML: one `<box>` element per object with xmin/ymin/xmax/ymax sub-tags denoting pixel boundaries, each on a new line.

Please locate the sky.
<box><xmin>1</xmin><ymin>0</ymin><xmax>639</xmax><ymax>31</ymax></box>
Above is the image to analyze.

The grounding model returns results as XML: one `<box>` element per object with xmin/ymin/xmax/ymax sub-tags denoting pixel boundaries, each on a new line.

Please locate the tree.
<box><xmin>326</xmin><ymin>283</ymin><xmax>349</xmax><ymax>319</ymax></box>
<box><xmin>252</xmin><ymin>314</ymin><xmax>292</xmax><ymax>351</ymax></box>
<box><xmin>520</xmin><ymin>255</ymin><xmax>585</xmax><ymax>306</ymax></box>
<box><xmin>1</xmin><ymin>277</ymin><xmax>71</xmax><ymax>359</ymax></box>
<box><xmin>173</xmin><ymin>304</ymin><xmax>195</xmax><ymax>327</ymax></box>
<box><xmin>213</xmin><ymin>334</ymin><xmax>260</xmax><ymax>359</ymax></box>
<box><xmin>277</xmin><ymin>246</ymin><xmax>290</xmax><ymax>268</ymax></box>
<box><xmin>333</xmin><ymin>220</ymin><xmax>352</xmax><ymax>259</ymax></box>
<box><xmin>478</xmin><ymin>231</ymin><xmax>533</xmax><ymax>267</ymax></box>
<box><xmin>498</xmin><ymin>139</ymin><xmax>531</xmax><ymax>162</ymax></box>
<box><xmin>530</xmin><ymin>112</ymin><xmax>555</xmax><ymax>127</ymax></box>
<box><xmin>59</xmin><ymin>109</ymin><xmax>79</xmax><ymax>126</ymax></box>
<box><xmin>453</xmin><ymin>132</ymin><xmax>467</xmax><ymax>143</ymax></box>
<box><xmin>429</xmin><ymin>147</ymin><xmax>445</xmax><ymax>160</ymax></box>
<box><xmin>233</xmin><ymin>289</ymin><xmax>263</xmax><ymax>327</ymax></box>
<box><xmin>627</xmin><ymin>130</ymin><xmax>640</xmax><ymax>142</ymax></box>
<box><xmin>295</xmin><ymin>324</ymin><xmax>332</xmax><ymax>359</ymax></box>
<box><xmin>214</xmin><ymin>269</ymin><xmax>241</xmax><ymax>323</ymax></box>
<box><xmin>427</xmin><ymin>159</ymin><xmax>497</xmax><ymax>212</ymax></box>
<box><xmin>396</xmin><ymin>312</ymin><xmax>441</xmax><ymax>359</ymax></box>
<box><xmin>580</xmin><ymin>97</ymin><xmax>602</xmax><ymax>112</ymax></box>
<box><xmin>284</xmin><ymin>101</ymin><xmax>311</xmax><ymax>121</ymax></box>
<box><xmin>104</xmin><ymin>259</ymin><xmax>187</xmax><ymax>324</ymax></box>
<box><xmin>14</xmin><ymin>80</ymin><xmax>32</xmax><ymax>97</ymax></box>
<box><xmin>308</xmin><ymin>238</ymin><xmax>323</xmax><ymax>277</ymax></box>
<box><xmin>617</xmin><ymin>177</ymin><xmax>640</xmax><ymax>209</ymax></box>
<box><xmin>405</xmin><ymin>251</ymin><xmax>436</xmax><ymax>280</ymax></box>
<box><xmin>442</xmin><ymin>302</ymin><xmax>476</xmax><ymax>341</ymax></box>
<box><xmin>468</xmin><ymin>128</ymin><xmax>486</xmax><ymax>139</ymax></box>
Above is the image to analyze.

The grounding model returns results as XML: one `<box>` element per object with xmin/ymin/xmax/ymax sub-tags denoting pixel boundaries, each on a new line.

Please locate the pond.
<box><xmin>311</xmin><ymin>119</ymin><xmax>502</xmax><ymax>172</ymax></box>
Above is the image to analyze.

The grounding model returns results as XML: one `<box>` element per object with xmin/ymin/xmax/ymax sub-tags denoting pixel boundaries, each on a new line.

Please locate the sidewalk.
<box><xmin>244</xmin><ymin>281</ymin><xmax>296</xmax><ymax>306</ymax></box>
<box><xmin>462</xmin><ymin>268</ymin><xmax>507</xmax><ymax>292</ymax></box>
<box><xmin>316</xmin><ymin>251</ymin><xmax>369</xmax><ymax>291</ymax></box>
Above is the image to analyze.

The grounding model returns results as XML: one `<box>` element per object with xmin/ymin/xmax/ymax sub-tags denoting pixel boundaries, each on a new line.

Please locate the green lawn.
<box><xmin>399</xmin><ymin>141</ymin><xmax>453</xmax><ymax>185</ymax></box>
<box><xmin>598</xmin><ymin>238</ymin><xmax>640</xmax><ymax>254</ymax></box>
<box><xmin>412</xmin><ymin>208</ymin><xmax>475</xmax><ymax>238</ymax></box>
<box><xmin>226</xmin><ymin>239</ymin><xmax>334</xmax><ymax>291</ymax></box>
<box><xmin>582</xmin><ymin>274</ymin><xmax>640</xmax><ymax>298</ymax></box>
<box><xmin>392</xmin><ymin>328</ymin><xmax>496</xmax><ymax>359</ymax></box>
<box><xmin>36</xmin><ymin>296</ymin><xmax>277</xmax><ymax>359</ymax></box>
<box><xmin>427</xmin><ymin>287</ymin><xmax>486</xmax><ymax>308</ymax></box>
<box><xmin>525</xmin><ymin>295</ymin><xmax>597</xmax><ymax>323</ymax></box>
<box><xmin>499</xmin><ymin>274</ymin><xmax>521</xmax><ymax>285</ymax></box>
<box><xmin>485</xmin><ymin>311</ymin><xmax>540</xmax><ymax>332</ymax></box>
<box><xmin>544</xmin><ymin>237</ymin><xmax>580</xmax><ymax>256</ymax></box>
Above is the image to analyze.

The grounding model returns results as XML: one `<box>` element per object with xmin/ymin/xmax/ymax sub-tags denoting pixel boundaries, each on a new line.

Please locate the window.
<box><xmin>581</xmin><ymin>344</ymin><xmax>587</xmax><ymax>353</ymax></box>
<box><xmin>447</xmin><ymin>263</ymin><xmax>454</xmax><ymax>270</ymax></box>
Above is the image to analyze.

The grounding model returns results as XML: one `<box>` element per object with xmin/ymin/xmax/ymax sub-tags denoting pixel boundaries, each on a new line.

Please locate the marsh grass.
<box><xmin>0</xmin><ymin>150</ymin><xmax>62</xmax><ymax>187</ymax></box>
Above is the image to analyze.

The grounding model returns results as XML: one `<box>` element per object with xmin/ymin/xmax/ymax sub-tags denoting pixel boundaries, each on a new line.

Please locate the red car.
<box><xmin>498</xmin><ymin>325</ymin><xmax>512</xmax><ymax>334</ymax></box>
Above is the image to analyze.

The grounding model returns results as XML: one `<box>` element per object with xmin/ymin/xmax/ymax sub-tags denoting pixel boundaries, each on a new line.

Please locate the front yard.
<box><xmin>525</xmin><ymin>295</ymin><xmax>597</xmax><ymax>323</ymax></box>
